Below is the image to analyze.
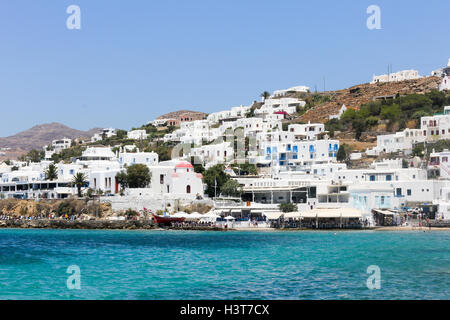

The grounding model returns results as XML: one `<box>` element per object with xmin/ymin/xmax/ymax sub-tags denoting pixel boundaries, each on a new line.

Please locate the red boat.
<box><xmin>152</xmin><ymin>214</ymin><xmax>185</xmax><ymax>225</ymax></box>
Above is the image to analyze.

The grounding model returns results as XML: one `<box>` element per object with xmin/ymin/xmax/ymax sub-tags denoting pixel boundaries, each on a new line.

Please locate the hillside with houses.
<box><xmin>1</xmin><ymin>58</ymin><xmax>450</xmax><ymax>229</ymax></box>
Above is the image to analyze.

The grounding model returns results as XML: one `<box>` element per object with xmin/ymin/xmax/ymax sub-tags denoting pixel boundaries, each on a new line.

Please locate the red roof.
<box><xmin>175</xmin><ymin>161</ymin><xmax>194</xmax><ymax>169</ymax></box>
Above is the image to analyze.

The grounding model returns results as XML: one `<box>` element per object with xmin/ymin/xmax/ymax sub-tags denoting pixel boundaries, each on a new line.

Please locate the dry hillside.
<box><xmin>297</xmin><ymin>76</ymin><xmax>441</xmax><ymax>124</ymax></box>
<box><xmin>157</xmin><ymin>110</ymin><xmax>208</xmax><ymax>120</ymax></box>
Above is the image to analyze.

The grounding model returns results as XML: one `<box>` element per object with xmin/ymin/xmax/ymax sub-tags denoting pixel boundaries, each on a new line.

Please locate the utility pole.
<box><xmin>214</xmin><ymin>178</ymin><xmax>217</xmax><ymax>199</ymax></box>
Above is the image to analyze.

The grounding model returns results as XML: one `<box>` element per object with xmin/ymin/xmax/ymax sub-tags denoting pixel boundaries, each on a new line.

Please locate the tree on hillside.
<box><xmin>231</xmin><ymin>162</ymin><xmax>258</xmax><ymax>176</ymax></box>
<box><xmin>203</xmin><ymin>164</ymin><xmax>230</xmax><ymax>198</ymax></box>
<box><xmin>115</xmin><ymin>171</ymin><xmax>128</xmax><ymax>192</ymax></box>
<box><xmin>45</xmin><ymin>163</ymin><xmax>58</xmax><ymax>181</ymax></box>
<box><xmin>126</xmin><ymin>164</ymin><xmax>152</xmax><ymax>188</ymax></box>
<box><xmin>20</xmin><ymin>149</ymin><xmax>44</xmax><ymax>162</ymax></box>
<box><xmin>337</xmin><ymin>144</ymin><xmax>352</xmax><ymax>163</ymax></box>
<box><xmin>72</xmin><ymin>172</ymin><xmax>88</xmax><ymax>198</ymax></box>
<box><xmin>221</xmin><ymin>179</ymin><xmax>242</xmax><ymax>197</ymax></box>
<box><xmin>116</xmin><ymin>129</ymin><xmax>128</xmax><ymax>139</ymax></box>
<box><xmin>260</xmin><ymin>91</ymin><xmax>271</xmax><ymax>100</ymax></box>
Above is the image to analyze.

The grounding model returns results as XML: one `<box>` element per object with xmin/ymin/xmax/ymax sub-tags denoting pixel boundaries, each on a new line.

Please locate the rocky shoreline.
<box><xmin>0</xmin><ymin>219</ymin><xmax>157</xmax><ymax>230</ymax></box>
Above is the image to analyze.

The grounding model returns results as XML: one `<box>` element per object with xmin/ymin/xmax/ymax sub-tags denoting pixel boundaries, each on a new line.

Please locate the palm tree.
<box><xmin>45</xmin><ymin>163</ymin><xmax>58</xmax><ymax>181</ymax></box>
<box><xmin>72</xmin><ymin>172</ymin><xmax>88</xmax><ymax>198</ymax></box>
<box><xmin>260</xmin><ymin>91</ymin><xmax>271</xmax><ymax>101</ymax></box>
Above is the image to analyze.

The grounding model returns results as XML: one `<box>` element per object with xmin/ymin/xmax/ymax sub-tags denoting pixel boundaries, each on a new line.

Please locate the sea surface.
<box><xmin>0</xmin><ymin>229</ymin><xmax>449</xmax><ymax>300</ymax></box>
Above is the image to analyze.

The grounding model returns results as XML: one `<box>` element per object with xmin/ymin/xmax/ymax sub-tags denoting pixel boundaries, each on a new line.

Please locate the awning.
<box><xmin>263</xmin><ymin>211</ymin><xmax>283</xmax><ymax>219</ymax></box>
<box><xmin>284</xmin><ymin>208</ymin><xmax>363</xmax><ymax>219</ymax></box>
<box><xmin>283</xmin><ymin>212</ymin><xmax>302</xmax><ymax>219</ymax></box>
<box><xmin>373</xmin><ymin>209</ymin><xmax>395</xmax><ymax>216</ymax></box>
<box><xmin>309</xmin><ymin>208</ymin><xmax>363</xmax><ymax>218</ymax></box>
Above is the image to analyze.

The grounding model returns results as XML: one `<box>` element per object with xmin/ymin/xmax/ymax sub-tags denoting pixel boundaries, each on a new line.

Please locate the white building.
<box><xmin>255</xmin><ymin>98</ymin><xmax>305</xmax><ymax>116</ymax></box>
<box><xmin>429</xmin><ymin>150</ymin><xmax>450</xmax><ymax>179</ymax></box>
<box><xmin>119</xmin><ymin>150</ymin><xmax>159</xmax><ymax>167</ymax></box>
<box><xmin>439</xmin><ymin>59</ymin><xmax>450</xmax><ymax>91</ymax></box>
<box><xmin>371</xmin><ymin>70</ymin><xmax>421</xmax><ymax>84</ymax></box>
<box><xmin>91</xmin><ymin>128</ymin><xmax>117</xmax><ymax>142</ymax></box>
<box><xmin>375</xmin><ymin>128</ymin><xmax>425</xmax><ymax>154</ymax></box>
<box><xmin>51</xmin><ymin>138</ymin><xmax>72</xmax><ymax>153</ymax></box>
<box><xmin>188</xmin><ymin>142</ymin><xmax>234</xmax><ymax>168</ymax></box>
<box><xmin>272</xmin><ymin>86</ymin><xmax>310</xmax><ymax>97</ymax></box>
<box><xmin>206</xmin><ymin>105</ymin><xmax>251</xmax><ymax>124</ymax></box>
<box><xmin>421</xmin><ymin>106</ymin><xmax>450</xmax><ymax>139</ymax></box>
<box><xmin>127</xmin><ymin>130</ymin><xmax>148</xmax><ymax>140</ymax></box>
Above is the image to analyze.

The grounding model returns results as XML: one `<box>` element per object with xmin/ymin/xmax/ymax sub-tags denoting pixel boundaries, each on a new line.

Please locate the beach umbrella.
<box><xmin>189</xmin><ymin>212</ymin><xmax>203</xmax><ymax>219</ymax></box>
<box><xmin>172</xmin><ymin>212</ymin><xmax>189</xmax><ymax>218</ymax></box>
<box><xmin>204</xmin><ymin>212</ymin><xmax>221</xmax><ymax>218</ymax></box>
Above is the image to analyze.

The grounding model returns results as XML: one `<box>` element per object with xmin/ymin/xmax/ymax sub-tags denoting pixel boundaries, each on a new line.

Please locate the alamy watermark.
<box><xmin>366</xmin><ymin>265</ymin><xmax>381</xmax><ymax>290</ymax></box>
<box><xmin>366</xmin><ymin>5</ymin><xmax>381</xmax><ymax>30</ymax></box>
<box><xmin>66</xmin><ymin>5</ymin><xmax>81</xmax><ymax>30</ymax></box>
<box><xmin>66</xmin><ymin>265</ymin><xmax>81</xmax><ymax>290</ymax></box>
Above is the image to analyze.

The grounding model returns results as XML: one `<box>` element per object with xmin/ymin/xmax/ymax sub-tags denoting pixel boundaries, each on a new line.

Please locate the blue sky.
<box><xmin>0</xmin><ymin>0</ymin><xmax>448</xmax><ymax>136</ymax></box>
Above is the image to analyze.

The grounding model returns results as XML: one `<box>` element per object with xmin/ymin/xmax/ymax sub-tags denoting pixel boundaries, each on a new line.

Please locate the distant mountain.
<box><xmin>0</xmin><ymin>123</ymin><xmax>101</xmax><ymax>159</ymax></box>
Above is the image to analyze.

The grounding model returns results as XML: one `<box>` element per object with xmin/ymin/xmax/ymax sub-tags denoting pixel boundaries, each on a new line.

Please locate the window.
<box><xmin>396</xmin><ymin>188</ymin><xmax>402</xmax><ymax>196</ymax></box>
<box><xmin>160</xmin><ymin>174</ymin><xmax>164</xmax><ymax>184</ymax></box>
<box><xmin>386</xmin><ymin>175</ymin><xmax>392</xmax><ymax>181</ymax></box>
<box><xmin>370</xmin><ymin>175</ymin><xmax>376</xmax><ymax>181</ymax></box>
<box><xmin>407</xmin><ymin>189</ymin><xmax>412</xmax><ymax>196</ymax></box>
<box><xmin>186</xmin><ymin>185</ymin><xmax>191</xmax><ymax>194</ymax></box>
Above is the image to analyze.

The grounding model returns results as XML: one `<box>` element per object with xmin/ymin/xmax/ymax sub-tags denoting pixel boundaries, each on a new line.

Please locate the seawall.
<box><xmin>0</xmin><ymin>219</ymin><xmax>157</xmax><ymax>230</ymax></box>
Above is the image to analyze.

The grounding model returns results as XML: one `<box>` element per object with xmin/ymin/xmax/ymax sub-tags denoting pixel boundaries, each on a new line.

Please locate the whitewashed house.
<box><xmin>255</xmin><ymin>98</ymin><xmax>305</xmax><ymax>116</ymax></box>
<box><xmin>375</xmin><ymin>128</ymin><xmax>425</xmax><ymax>154</ymax></box>
<box><xmin>127</xmin><ymin>130</ymin><xmax>148</xmax><ymax>140</ymax></box>
<box><xmin>51</xmin><ymin>138</ymin><xmax>72</xmax><ymax>153</ymax></box>
<box><xmin>272</xmin><ymin>86</ymin><xmax>310</xmax><ymax>97</ymax></box>
<box><xmin>429</xmin><ymin>150</ymin><xmax>450</xmax><ymax>179</ymax></box>
<box><xmin>118</xmin><ymin>150</ymin><xmax>159</xmax><ymax>167</ymax></box>
<box><xmin>421</xmin><ymin>106</ymin><xmax>450</xmax><ymax>140</ymax></box>
<box><xmin>91</xmin><ymin>128</ymin><xmax>117</xmax><ymax>142</ymax></box>
<box><xmin>371</xmin><ymin>70</ymin><xmax>421</xmax><ymax>84</ymax></box>
<box><xmin>439</xmin><ymin>59</ymin><xmax>450</xmax><ymax>91</ymax></box>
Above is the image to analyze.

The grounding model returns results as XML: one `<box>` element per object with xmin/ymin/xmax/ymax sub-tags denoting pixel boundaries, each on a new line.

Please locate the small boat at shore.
<box><xmin>152</xmin><ymin>214</ymin><xmax>185</xmax><ymax>225</ymax></box>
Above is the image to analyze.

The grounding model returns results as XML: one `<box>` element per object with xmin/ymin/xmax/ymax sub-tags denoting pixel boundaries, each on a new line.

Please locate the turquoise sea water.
<box><xmin>0</xmin><ymin>229</ymin><xmax>449</xmax><ymax>300</ymax></box>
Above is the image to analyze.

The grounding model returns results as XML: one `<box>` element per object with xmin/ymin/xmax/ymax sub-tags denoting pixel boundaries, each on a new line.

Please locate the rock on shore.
<box><xmin>0</xmin><ymin>219</ymin><xmax>157</xmax><ymax>230</ymax></box>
